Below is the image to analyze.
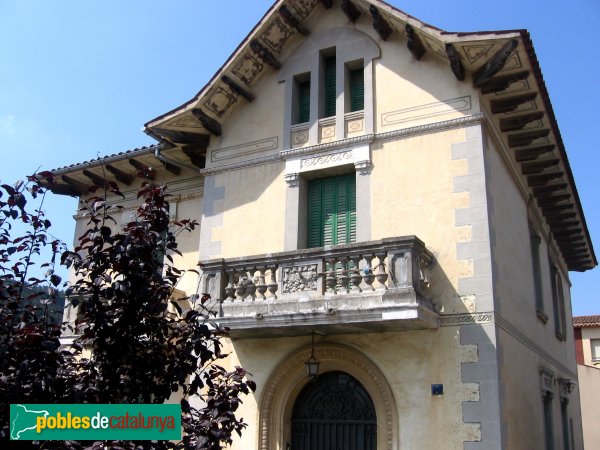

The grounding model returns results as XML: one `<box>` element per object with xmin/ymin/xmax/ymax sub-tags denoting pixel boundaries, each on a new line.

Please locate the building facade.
<box><xmin>52</xmin><ymin>1</ymin><xmax>596</xmax><ymax>449</ymax></box>
<box><xmin>573</xmin><ymin>315</ymin><xmax>600</xmax><ymax>448</ymax></box>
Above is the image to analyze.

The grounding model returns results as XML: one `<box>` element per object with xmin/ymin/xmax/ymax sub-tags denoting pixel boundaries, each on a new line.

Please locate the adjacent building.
<box><xmin>574</xmin><ymin>315</ymin><xmax>600</xmax><ymax>448</ymax></box>
<box><xmin>52</xmin><ymin>1</ymin><xmax>596</xmax><ymax>448</ymax></box>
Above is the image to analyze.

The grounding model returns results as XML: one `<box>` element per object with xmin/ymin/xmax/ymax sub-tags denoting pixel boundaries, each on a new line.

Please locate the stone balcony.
<box><xmin>200</xmin><ymin>236</ymin><xmax>439</xmax><ymax>338</ymax></box>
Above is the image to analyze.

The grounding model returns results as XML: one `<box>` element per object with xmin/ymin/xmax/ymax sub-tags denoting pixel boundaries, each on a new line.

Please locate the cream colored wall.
<box><xmin>222</xmin><ymin>330</ymin><xmax>479</xmax><ymax>450</ymax></box>
<box><xmin>212</xmin><ymin>162</ymin><xmax>287</xmax><ymax>258</ymax></box>
<box><xmin>578</xmin><ymin>364</ymin><xmax>600</xmax><ymax>448</ymax></box>
<box><xmin>581</xmin><ymin>327</ymin><xmax>600</xmax><ymax>366</ymax></box>
<box><xmin>374</xmin><ymin>42</ymin><xmax>478</xmax><ymax>133</ymax></box>
<box><xmin>370</xmin><ymin>128</ymin><xmax>472</xmax><ymax>313</ymax></box>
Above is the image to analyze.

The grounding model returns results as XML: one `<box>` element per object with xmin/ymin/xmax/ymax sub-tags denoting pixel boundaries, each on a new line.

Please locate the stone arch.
<box><xmin>258</xmin><ymin>343</ymin><xmax>398</xmax><ymax>450</ymax></box>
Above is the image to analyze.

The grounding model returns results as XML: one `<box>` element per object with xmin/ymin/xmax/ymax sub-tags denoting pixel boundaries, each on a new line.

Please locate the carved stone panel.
<box><xmin>291</xmin><ymin>128</ymin><xmax>309</xmax><ymax>148</ymax></box>
<box><xmin>282</xmin><ymin>264</ymin><xmax>319</xmax><ymax>294</ymax></box>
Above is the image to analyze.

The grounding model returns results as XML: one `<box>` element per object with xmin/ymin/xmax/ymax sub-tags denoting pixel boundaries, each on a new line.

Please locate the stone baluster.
<box><xmin>235</xmin><ymin>268</ymin><xmax>247</xmax><ymax>301</ymax></box>
<box><xmin>267</xmin><ymin>266</ymin><xmax>278</xmax><ymax>299</ymax></box>
<box><xmin>256</xmin><ymin>267</ymin><xmax>268</xmax><ymax>300</ymax></box>
<box><xmin>375</xmin><ymin>252</ymin><xmax>388</xmax><ymax>291</ymax></box>
<box><xmin>245</xmin><ymin>269</ymin><xmax>257</xmax><ymax>301</ymax></box>
<box><xmin>362</xmin><ymin>254</ymin><xmax>376</xmax><ymax>291</ymax></box>
<box><xmin>325</xmin><ymin>257</ymin><xmax>337</xmax><ymax>294</ymax></box>
<box><xmin>225</xmin><ymin>269</ymin><xmax>236</xmax><ymax>301</ymax></box>
<box><xmin>349</xmin><ymin>255</ymin><xmax>362</xmax><ymax>293</ymax></box>
<box><xmin>338</xmin><ymin>256</ymin><xmax>350</xmax><ymax>294</ymax></box>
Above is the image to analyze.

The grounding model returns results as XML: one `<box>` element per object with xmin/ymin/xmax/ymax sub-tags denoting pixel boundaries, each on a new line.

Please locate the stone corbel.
<box><xmin>285</xmin><ymin>173</ymin><xmax>300</xmax><ymax>187</ymax></box>
<box><xmin>354</xmin><ymin>160</ymin><xmax>372</xmax><ymax>175</ymax></box>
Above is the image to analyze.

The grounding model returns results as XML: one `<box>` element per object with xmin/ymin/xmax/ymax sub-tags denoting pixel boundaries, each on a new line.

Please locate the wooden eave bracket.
<box><xmin>222</xmin><ymin>75</ymin><xmax>254</xmax><ymax>102</ymax></box>
<box><xmin>62</xmin><ymin>175</ymin><xmax>90</xmax><ymax>194</ymax></box>
<box><xmin>82</xmin><ymin>169</ymin><xmax>108</xmax><ymax>188</ymax></box>
<box><xmin>490</xmin><ymin>92</ymin><xmax>537</xmax><ymax>114</ymax></box>
<box><xmin>106</xmin><ymin>164</ymin><xmax>133</xmax><ymax>185</ymax></box>
<box><xmin>191</xmin><ymin>109</ymin><xmax>222</xmax><ymax>137</ymax></box>
<box><xmin>250</xmin><ymin>40</ymin><xmax>281</xmax><ymax>70</ymax></box>
<box><xmin>279</xmin><ymin>5</ymin><xmax>309</xmax><ymax>36</ymax></box>
<box><xmin>341</xmin><ymin>0</ymin><xmax>361</xmax><ymax>23</ymax></box>
<box><xmin>129</xmin><ymin>159</ymin><xmax>156</xmax><ymax>180</ymax></box>
<box><xmin>405</xmin><ymin>24</ymin><xmax>426</xmax><ymax>60</ymax></box>
<box><xmin>473</xmin><ymin>39</ymin><xmax>519</xmax><ymax>87</ymax></box>
<box><xmin>479</xmin><ymin>71</ymin><xmax>530</xmax><ymax>95</ymax></box>
<box><xmin>445</xmin><ymin>44</ymin><xmax>464</xmax><ymax>81</ymax></box>
<box><xmin>369</xmin><ymin>5</ymin><xmax>392</xmax><ymax>41</ymax></box>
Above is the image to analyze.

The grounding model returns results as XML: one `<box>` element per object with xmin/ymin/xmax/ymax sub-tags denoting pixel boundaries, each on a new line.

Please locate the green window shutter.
<box><xmin>307</xmin><ymin>174</ymin><xmax>356</xmax><ymax>248</ymax></box>
<box><xmin>349</xmin><ymin>68</ymin><xmax>364</xmax><ymax>112</ymax></box>
<box><xmin>297</xmin><ymin>80</ymin><xmax>311</xmax><ymax>124</ymax></box>
<box><xmin>307</xmin><ymin>179</ymin><xmax>322</xmax><ymax>247</ymax></box>
<box><xmin>324</xmin><ymin>56</ymin><xmax>336</xmax><ymax>118</ymax></box>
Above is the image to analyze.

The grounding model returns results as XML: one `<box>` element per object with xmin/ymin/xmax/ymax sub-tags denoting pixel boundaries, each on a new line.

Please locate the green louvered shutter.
<box><xmin>307</xmin><ymin>174</ymin><xmax>356</xmax><ymax>248</ymax></box>
<box><xmin>297</xmin><ymin>80</ymin><xmax>311</xmax><ymax>124</ymax></box>
<box><xmin>324</xmin><ymin>56</ymin><xmax>336</xmax><ymax>118</ymax></box>
<box><xmin>349</xmin><ymin>68</ymin><xmax>364</xmax><ymax>112</ymax></box>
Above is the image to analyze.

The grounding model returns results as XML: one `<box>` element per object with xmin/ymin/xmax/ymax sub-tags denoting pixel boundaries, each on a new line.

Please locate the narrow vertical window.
<box><xmin>294</xmin><ymin>76</ymin><xmax>311</xmax><ymax>124</ymax></box>
<box><xmin>543</xmin><ymin>393</ymin><xmax>555</xmax><ymax>450</ymax></box>
<box><xmin>530</xmin><ymin>226</ymin><xmax>545</xmax><ymax>320</ymax></box>
<box><xmin>561</xmin><ymin>400</ymin><xmax>571</xmax><ymax>450</ymax></box>
<box><xmin>349</xmin><ymin>68</ymin><xmax>364</xmax><ymax>112</ymax></box>
<box><xmin>323</xmin><ymin>55</ymin><xmax>336</xmax><ymax>118</ymax></box>
<box><xmin>550</xmin><ymin>264</ymin><xmax>566</xmax><ymax>340</ymax></box>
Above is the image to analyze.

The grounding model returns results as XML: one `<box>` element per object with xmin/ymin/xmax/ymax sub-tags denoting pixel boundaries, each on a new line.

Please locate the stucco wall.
<box><xmin>370</xmin><ymin>127</ymin><xmax>473</xmax><ymax>314</ymax></box>
<box><xmin>578</xmin><ymin>364</ymin><xmax>600</xmax><ymax>448</ymax></box>
<box><xmin>484</xmin><ymin>130</ymin><xmax>582</xmax><ymax>448</ymax></box>
<box><xmin>224</xmin><ymin>329</ymin><xmax>480</xmax><ymax>450</ymax></box>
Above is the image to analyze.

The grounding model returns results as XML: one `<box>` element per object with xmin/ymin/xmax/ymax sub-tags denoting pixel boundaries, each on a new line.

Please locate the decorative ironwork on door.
<box><xmin>291</xmin><ymin>371</ymin><xmax>376</xmax><ymax>450</ymax></box>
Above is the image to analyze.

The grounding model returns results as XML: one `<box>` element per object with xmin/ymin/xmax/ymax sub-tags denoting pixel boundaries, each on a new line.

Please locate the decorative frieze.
<box><xmin>301</xmin><ymin>150</ymin><xmax>352</xmax><ymax>169</ymax></box>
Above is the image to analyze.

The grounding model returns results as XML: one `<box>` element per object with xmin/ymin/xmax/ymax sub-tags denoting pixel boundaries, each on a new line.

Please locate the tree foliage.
<box><xmin>0</xmin><ymin>173</ymin><xmax>255</xmax><ymax>449</ymax></box>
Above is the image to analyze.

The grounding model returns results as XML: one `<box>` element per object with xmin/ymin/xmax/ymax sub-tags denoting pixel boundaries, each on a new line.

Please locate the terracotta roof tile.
<box><xmin>573</xmin><ymin>315</ymin><xmax>600</xmax><ymax>327</ymax></box>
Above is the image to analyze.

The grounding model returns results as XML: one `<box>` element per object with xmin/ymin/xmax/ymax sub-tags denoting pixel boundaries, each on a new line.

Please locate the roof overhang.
<box><xmin>49</xmin><ymin>0</ymin><xmax>595</xmax><ymax>271</ymax></box>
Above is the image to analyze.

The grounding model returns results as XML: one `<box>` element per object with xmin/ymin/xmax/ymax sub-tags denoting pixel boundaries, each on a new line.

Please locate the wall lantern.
<box><xmin>305</xmin><ymin>331</ymin><xmax>325</xmax><ymax>380</ymax></box>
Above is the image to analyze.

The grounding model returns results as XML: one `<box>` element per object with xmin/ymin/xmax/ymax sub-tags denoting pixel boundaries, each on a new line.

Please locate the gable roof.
<box><xmin>48</xmin><ymin>0</ymin><xmax>595</xmax><ymax>272</ymax></box>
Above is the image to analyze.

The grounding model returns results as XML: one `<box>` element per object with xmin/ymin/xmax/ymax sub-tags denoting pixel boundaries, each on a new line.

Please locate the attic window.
<box><xmin>293</xmin><ymin>73</ymin><xmax>311</xmax><ymax>125</ymax></box>
<box><xmin>346</xmin><ymin>59</ymin><xmax>364</xmax><ymax>112</ymax></box>
<box><xmin>322</xmin><ymin>52</ymin><xmax>336</xmax><ymax>118</ymax></box>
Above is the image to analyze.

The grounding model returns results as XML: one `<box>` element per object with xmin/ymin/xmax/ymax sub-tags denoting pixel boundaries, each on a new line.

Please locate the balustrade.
<box><xmin>199</xmin><ymin>236</ymin><xmax>437</xmax><ymax>337</ymax></box>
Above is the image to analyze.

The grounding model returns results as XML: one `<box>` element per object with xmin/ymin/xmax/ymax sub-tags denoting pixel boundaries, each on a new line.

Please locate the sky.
<box><xmin>0</xmin><ymin>0</ymin><xmax>598</xmax><ymax>315</ymax></box>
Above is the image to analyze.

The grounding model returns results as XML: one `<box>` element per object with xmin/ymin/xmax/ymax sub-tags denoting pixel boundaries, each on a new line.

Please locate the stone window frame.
<box><xmin>279</xmin><ymin>27</ymin><xmax>380</xmax><ymax>150</ymax></box>
<box><xmin>283</xmin><ymin>143</ymin><xmax>371</xmax><ymax>251</ymax></box>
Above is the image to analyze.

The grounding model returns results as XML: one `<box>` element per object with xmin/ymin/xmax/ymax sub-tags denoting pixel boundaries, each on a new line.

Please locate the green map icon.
<box><xmin>10</xmin><ymin>404</ymin><xmax>49</xmax><ymax>439</ymax></box>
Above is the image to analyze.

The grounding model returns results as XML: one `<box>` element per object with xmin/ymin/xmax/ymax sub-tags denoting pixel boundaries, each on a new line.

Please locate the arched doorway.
<box><xmin>258</xmin><ymin>343</ymin><xmax>398</xmax><ymax>450</ymax></box>
<box><xmin>291</xmin><ymin>371</ymin><xmax>377</xmax><ymax>450</ymax></box>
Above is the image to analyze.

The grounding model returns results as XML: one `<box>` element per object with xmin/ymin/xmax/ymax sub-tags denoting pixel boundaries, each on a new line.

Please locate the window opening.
<box><xmin>307</xmin><ymin>174</ymin><xmax>356</xmax><ymax>248</ymax></box>
<box><xmin>349</xmin><ymin>68</ymin><xmax>364</xmax><ymax>112</ymax></box>
<box><xmin>323</xmin><ymin>55</ymin><xmax>336</xmax><ymax>118</ymax></box>
<box><xmin>295</xmin><ymin>76</ymin><xmax>311</xmax><ymax>125</ymax></box>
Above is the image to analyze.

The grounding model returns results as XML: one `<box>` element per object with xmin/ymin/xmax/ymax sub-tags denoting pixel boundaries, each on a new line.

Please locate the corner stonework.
<box><xmin>452</xmin><ymin>123</ymin><xmax>503</xmax><ymax>449</ymax></box>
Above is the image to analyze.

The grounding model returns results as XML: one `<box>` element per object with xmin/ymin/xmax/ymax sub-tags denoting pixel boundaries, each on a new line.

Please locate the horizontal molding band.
<box><xmin>200</xmin><ymin>113</ymin><xmax>486</xmax><ymax>176</ymax></box>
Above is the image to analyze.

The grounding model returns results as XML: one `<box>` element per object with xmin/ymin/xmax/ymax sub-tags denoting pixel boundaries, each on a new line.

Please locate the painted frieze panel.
<box><xmin>204</xmin><ymin>86</ymin><xmax>237</xmax><ymax>118</ymax></box>
<box><xmin>261</xmin><ymin>17</ymin><xmax>294</xmax><ymax>54</ymax></box>
<box><xmin>231</xmin><ymin>53</ymin><xmax>264</xmax><ymax>87</ymax></box>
